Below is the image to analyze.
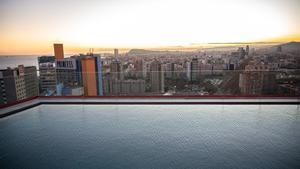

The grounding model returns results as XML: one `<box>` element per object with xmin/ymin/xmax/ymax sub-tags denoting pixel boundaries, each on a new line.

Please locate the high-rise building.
<box><xmin>110</xmin><ymin>59</ymin><xmax>122</xmax><ymax>80</ymax></box>
<box><xmin>143</xmin><ymin>61</ymin><xmax>150</xmax><ymax>78</ymax></box>
<box><xmin>94</xmin><ymin>55</ymin><xmax>104</xmax><ymax>96</ymax></box>
<box><xmin>190</xmin><ymin>58</ymin><xmax>200</xmax><ymax>82</ymax></box>
<box><xmin>120</xmin><ymin>79</ymin><xmax>145</xmax><ymax>95</ymax></box>
<box><xmin>38</xmin><ymin>56</ymin><xmax>57</xmax><ymax>94</ymax></box>
<box><xmin>134</xmin><ymin>59</ymin><xmax>144</xmax><ymax>78</ymax></box>
<box><xmin>186</xmin><ymin>61</ymin><xmax>191</xmax><ymax>81</ymax></box>
<box><xmin>0</xmin><ymin>65</ymin><xmax>38</xmax><ymax>104</ymax></box>
<box><xmin>174</xmin><ymin>63</ymin><xmax>185</xmax><ymax>79</ymax></box>
<box><xmin>245</xmin><ymin>45</ymin><xmax>250</xmax><ymax>56</ymax></box>
<box><xmin>230</xmin><ymin>47</ymin><xmax>246</xmax><ymax>61</ymax></box>
<box><xmin>105</xmin><ymin>55</ymin><xmax>145</xmax><ymax>95</ymax></box>
<box><xmin>114</xmin><ymin>49</ymin><xmax>119</xmax><ymax>58</ymax></box>
<box><xmin>54</xmin><ymin>43</ymin><xmax>82</xmax><ymax>90</ymax></box>
<box><xmin>104</xmin><ymin>79</ymin><xmax>145</xmax><ymax>95</ymax></box>
<box><xmin>237</xmin><ymin>47</ymin><xmax>246</xmax><ymax>59</ymax></box>
<box><xmin>277</xmin><ymin>46</ymin><xmax>282</xmax><ymax>52</ymax></box>
<box><xmin>71</xmin><ymin>54</ymin><xmax>104</xmax><ymax>96</ymax></box>
<box><xmin>54</xmin><ymin>43</ymin><xmax>64</xmax><ymax>60</ymax></box>
<box><xmin>150</xmin><ymin>60</ymin><xmax>164</xmax><ymax>93</ymax></box>
<box><xmin>56</xmin><ymin>58</ymin><xmax>81</xmax><ymax>87</ymax></box>
<box><xmin>239</xmin><ymin>60</ymin><xmax>276</xmax><ymax>95</ymax></box>
<box><xmin>0</xmin><ymin>73</ymin><xmax>6</xmax><ymax>103</ymax></box>
<box><xmin>24</xmin><ymin>66</ymin><xmax>39</xmax><ymax>98</ymax></box>
<box><xmin>165</xmin><ymin>63</ymin><xmax>175</xmax><ymax>79</ymax></box>
<box><xmin>81</xmin><ymin>57</ymin><xmax>97</xmax><ymax>96</ymax></box>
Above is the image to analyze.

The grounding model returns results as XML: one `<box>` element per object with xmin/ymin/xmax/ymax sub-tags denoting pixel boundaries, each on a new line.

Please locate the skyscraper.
<box><xmin>38</xmin><ymin>56</ymin><xmax>56</xmax><ymax>94</ymax></box>
<box><xmin>165</xmin><ymin>63</ymin><xmax>175</xmax><ymax>79</ymax></box>
<box><xmin>190</xmin><ymin>58</ymin><xmax>200</xmax><ymax>82</ymax></box>
<box><xmin>110</xmin><ymin>59</ymin><xmax>122</xmax><ymax>80</ymax></box>
<box><xmin>186</xmin><ymin>61</ymin><xmax>191</xmax><ymax>81</ymax></box>
<box><xmin>0</xmin><ymin>65</ymin><xmax>38</xmax><ymax>104</ymax></box>
<box><xmin>245</xmin><ymin>45</ymin><xmax>250</xmax><ymax>56</ymax></box>
<box><xmin>237</xmin><ymin>47</ymin><xmax>246</xmax><ymax>59</ymax></box>
<box><xmin>104</xmin><ymin>79</ymin><xmax>146</xmax><ymax>95</ymax></box>
<box><xmin>239</xmin><ymin>60</ymin><xmax>276</xmax><ymax>95</ymax></box>
<box><xmin>114</xmin><ymin>49</ymin><xmax>119</xmax><ymax>58</ymax></box>
<box><xmin>0</xmin><ymin>66</ymin><xmax>26</xmax><ymax>104</ymax></box>
<box><xmin>150</xmin><ymin>60</ymin><xmax>164</xmax><ymax>93</ymax></box>
<box><xmin>71</xmin><ymin>53</ymin><xmax>104</xmax><ymax>96</ymax></box>
<box><xmin>81</xmin><ymin>57</ymin><xmax>97</xmax><ymax>96</ymax></box>
<box><xmin>134</xmin><ymin>59</ymin><xmax>144</xmax><ymax>78</ymax></box>
<box><xmin>56</xmin><ymin>58</ymin><xmax>81</xmax><ymax>87</ymax></box>
<box><xmin>94</xmin><ymin>55</ymin><xmax>104</xmax><ymax>96</ymax></box>
<box><xmin>54</xmin><ymin>43</ymin><xmax>64</xmax><ymax>60</ymax></box>
<box><xmin>24</xmin><ymin>66</ymin><xmax>39</xmax><ymax>98</ymax></box>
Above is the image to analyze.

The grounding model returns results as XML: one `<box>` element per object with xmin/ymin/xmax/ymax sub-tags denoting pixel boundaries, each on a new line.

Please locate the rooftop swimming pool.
<box><xmin>0</xmin><ymin>104</ymin><xmax>299</xmax><ymax>169</ymax></box>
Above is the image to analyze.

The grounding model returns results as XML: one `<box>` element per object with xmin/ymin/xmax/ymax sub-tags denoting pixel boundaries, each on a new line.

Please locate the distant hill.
<box><xmin>127</xmin><ymin>42</ymin><xmax>300</xmax><ymax>56</ymax></box>
<box><xmin>128</xmin><ymin>49</ymin><xmax>157</xmax><ymax>55</ymax></box>
<box><xmin>279</xmin><ymin>41</ymin><xmax>300</xmax><ymax>52</ymax></box>
<box><xmin>127</xmin><ymin>49</ymin><xmax>181</xmax><ymax>56</ymax></box>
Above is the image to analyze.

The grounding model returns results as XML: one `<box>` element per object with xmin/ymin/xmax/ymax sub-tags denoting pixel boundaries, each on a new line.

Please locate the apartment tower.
<box><xmin>81</xmin><ymin>57</ymin><xmax>97</xmax><ymax>96</ymax></box>
<box><xmin>54</xmin><ymin>43</ymin><xmax>64</xmax><ymax>60</ymax></box>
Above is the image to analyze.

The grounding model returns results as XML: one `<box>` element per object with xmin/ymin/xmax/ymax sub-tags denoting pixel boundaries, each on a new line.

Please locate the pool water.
<box><xmin>0</xmin><ymin>104</ymin><xmax>300</xmax><ymax>169</ymax></box>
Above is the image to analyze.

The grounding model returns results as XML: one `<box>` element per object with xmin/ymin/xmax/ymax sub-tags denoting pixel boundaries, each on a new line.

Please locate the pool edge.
<box><xmin>1</xmin><ymin>97</ymin><xmax>299</xmax><ymax>118</ymax></box>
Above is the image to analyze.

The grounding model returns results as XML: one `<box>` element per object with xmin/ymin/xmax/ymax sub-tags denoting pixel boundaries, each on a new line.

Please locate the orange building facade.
<box><xmin>53</xmin><ymin>44</ymin><xmax>64</xmax><ymax>60</ymax></box>
<box><xmin>81</xmin><ymin>57</ymin><xmax>97</xmax><ymax>96</ymax></box>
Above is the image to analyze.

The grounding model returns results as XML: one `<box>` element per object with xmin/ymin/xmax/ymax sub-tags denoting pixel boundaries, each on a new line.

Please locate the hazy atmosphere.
<box><xmin>1</xmin><ymin>0</ymin><xmax>300</xmax><ymax>54</ymax></box>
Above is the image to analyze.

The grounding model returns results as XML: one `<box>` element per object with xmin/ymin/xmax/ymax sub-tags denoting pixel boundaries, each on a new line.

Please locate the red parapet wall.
<box><xmin>0</xmin><ymin>96</ymin><xmax>39</xmax><ymax>109</ymax></box>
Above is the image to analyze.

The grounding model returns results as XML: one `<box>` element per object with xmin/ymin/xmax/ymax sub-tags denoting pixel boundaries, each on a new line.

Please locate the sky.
<box><xmin>0</xmin><ymin>0</ymin><xmax>300</xmax><ymax>54</ymax></box>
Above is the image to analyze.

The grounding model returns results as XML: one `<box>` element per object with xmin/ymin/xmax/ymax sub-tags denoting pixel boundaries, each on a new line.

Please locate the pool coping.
<box><xmin>1</xmin><ymin>96</ymin><xmax>299</xmax><ymax>118</ymax></box>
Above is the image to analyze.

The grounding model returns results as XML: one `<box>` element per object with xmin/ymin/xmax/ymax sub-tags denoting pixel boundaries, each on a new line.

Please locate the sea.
<box><xmin>0</xmin><ymin>55</ymin><xmax>39</xmax><ymax>69</ymax></box>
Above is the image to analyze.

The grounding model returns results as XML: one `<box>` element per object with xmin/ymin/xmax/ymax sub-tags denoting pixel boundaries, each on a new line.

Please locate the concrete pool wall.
<box><xmin>1</xmin><ymin>96</ymin><xmax>299</xmax><ymax>118</ymax></box>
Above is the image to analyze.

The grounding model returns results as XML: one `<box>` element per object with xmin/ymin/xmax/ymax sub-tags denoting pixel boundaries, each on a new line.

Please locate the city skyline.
<box><xmin>1</xmin><ymin>40</ymin><xmax>299</xmax><ymax>102</ymax></box>
<box><xmin>1</xmin><ymin>0</ymin><xmax>300</xmax><ymax>55</ymax></box>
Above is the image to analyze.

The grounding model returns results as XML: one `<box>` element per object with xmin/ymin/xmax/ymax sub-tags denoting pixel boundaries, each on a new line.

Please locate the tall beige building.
<box><xmin>239</xmin><ymin>60</ymin><xmax>276</xmax><ymax>95</ymax></box>
<box><xmin>134</xmin><ymin>59</ymin><xmax>144</xmax><ymax>78</ymax></box>
<box><xmin>190</xmin><ymin>58</ymin><xmax>200</xmax><ymax>81</ymax></box>
<box><xmin>24</xmin><ymin>66</ymin><xmax>39</xmax><ymax>98</ymax></box>
<box><xmin>150</xmin><ymin>60</ymin><xmax>164</xmax><ymax>93</ymax></box>
<box><xmin>110</xmin><ymin>59</ymin><xmax>122</xmax><ymax>80</ymax></box>
<box><xmin>0</xmin><ymin>65</ymin><xmax>38</xmax><ymax>104</ymax></box>
<box><xmin>114</xmin><ymin>49</ymin><xmax>119</xmax><ymax>58</ymax></box>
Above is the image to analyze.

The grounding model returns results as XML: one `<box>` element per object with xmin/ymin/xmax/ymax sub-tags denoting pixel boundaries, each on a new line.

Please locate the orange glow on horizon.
<box><xmin>1</xmin><ymin>0</ymin><xmax>299</xmax><ymax>55</ymax></box>
<box><xmin>0</xmin><ymin>34</ymin><xmax>299</xmax><ymax>55</ymax></box>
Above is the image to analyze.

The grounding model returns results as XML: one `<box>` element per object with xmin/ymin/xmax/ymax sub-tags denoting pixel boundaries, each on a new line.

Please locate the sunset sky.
<box><xmin>0</xmin><ymin>0</ymin><xmax>300</xmax><ymax>55</ymax></box>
